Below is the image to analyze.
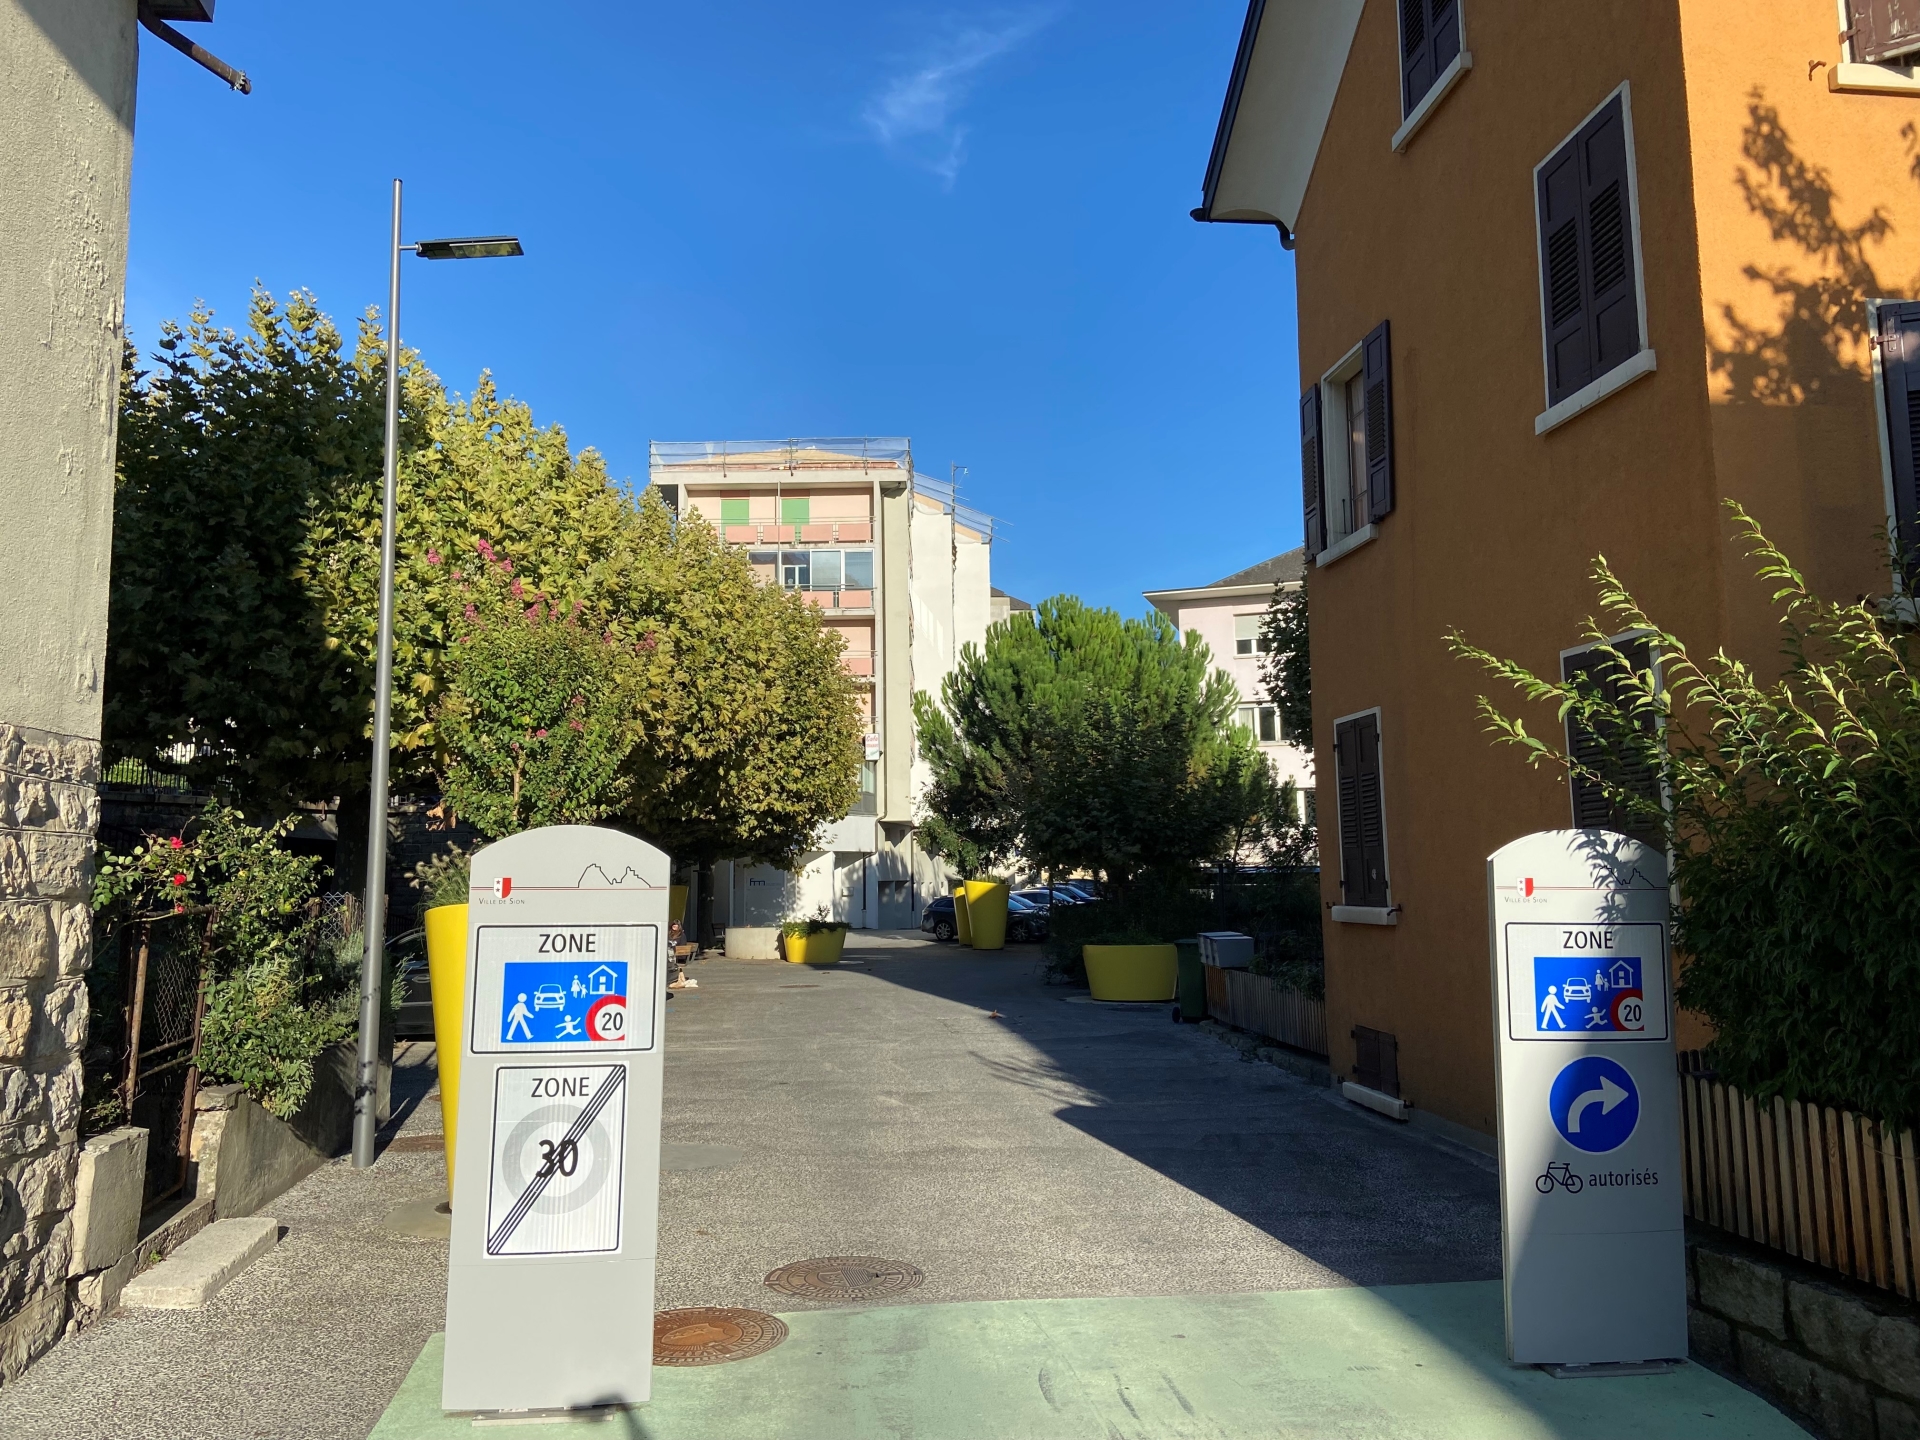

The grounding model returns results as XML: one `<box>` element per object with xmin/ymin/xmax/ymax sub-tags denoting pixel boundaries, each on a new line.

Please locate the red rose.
<box><xmin>171</xmin><ymin>873</ymin><xmax>187</xmax><ymax>886</ymax></box>
<box><xmin>169</xmin><ymin>836</ymin><xmax>183</xmax><ymax>850</ymax></box>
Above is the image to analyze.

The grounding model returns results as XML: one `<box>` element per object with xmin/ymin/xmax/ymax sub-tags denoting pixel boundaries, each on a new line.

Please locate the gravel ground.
<box><xmin>0</xmin><ymin>933</ymin><xmax>1502</xmax><ymax>1439</ymax></box>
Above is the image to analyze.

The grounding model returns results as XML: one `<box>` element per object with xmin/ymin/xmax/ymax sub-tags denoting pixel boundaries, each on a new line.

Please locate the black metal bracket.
<box><xmin>137</xmin><ymin>3</ymin><xmax>251</xmax><ymax>94</ymax></box>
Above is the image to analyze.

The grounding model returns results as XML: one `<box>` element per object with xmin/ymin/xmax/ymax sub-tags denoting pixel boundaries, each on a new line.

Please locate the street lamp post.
<box><xmin>353</xmin><ymin>178</ymin><xmax>522</xmax><ymax>1169</ymax></box>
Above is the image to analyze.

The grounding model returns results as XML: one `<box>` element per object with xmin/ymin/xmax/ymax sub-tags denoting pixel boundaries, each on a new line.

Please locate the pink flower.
<box><xmin>534</xmin><ymin>729</ymin><xmax>549</xmax><ymax>739</ymax></box>
<box><xmin>464</xmin><ymin>603</ymin><xmax>479</xmax><ymax>622</ymax></box>
<box><xmin>475</xmin><ymin>539</ymin><xmax>496</xmax><ymax>560</ymax></box>
<box><xmin>426</xmin><ymin>547</ymin><xmax>442</xmax><ymax>565</ymax></box>
<box><xmin>451</xmin><ymin>568</ymin><xmax>464</xmax><ymax>581</ymax></box>
<box><xmin>171</xmin><ymin>873</ymin><xmax>187</xmax><ymax>887</ymax></box>
<box><xmin>500</xmin><ymin>557</ymin><xmax>513</xmax><ymax>574</ymax></box>
<box><xmin>169</xmin><ymin>836</ymin><xmax>183</xmax><ymax>850</ymax></box>
<box><xmin>569</xmin><ymin>718</ymin><xmax>584</xmax><ymax>732</ymax></box>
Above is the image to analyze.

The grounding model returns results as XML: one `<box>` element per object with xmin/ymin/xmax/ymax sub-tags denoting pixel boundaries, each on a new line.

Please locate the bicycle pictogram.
<box><xmin>1534</xmin><ymin>1160</ymin><xmax>1583</xmax><ymax>1194</ymax></box>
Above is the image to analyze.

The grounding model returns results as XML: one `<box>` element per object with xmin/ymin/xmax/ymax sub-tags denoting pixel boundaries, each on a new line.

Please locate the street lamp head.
<box><xmin>413</xmin><ymin>236</ymin><xmax>524</xmax><ymax>260</ymax></box>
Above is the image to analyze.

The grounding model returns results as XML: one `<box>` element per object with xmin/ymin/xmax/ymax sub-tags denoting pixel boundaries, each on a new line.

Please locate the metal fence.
<box><xmin>118</xmin><ymin>913</ymin><xmax>210</xmax><ymax>1208</ymax></box>
<box><xmin>1678</xmin><ymin>1054</ymin><xmax>1919</xmax><ymax>1300</ymax></box>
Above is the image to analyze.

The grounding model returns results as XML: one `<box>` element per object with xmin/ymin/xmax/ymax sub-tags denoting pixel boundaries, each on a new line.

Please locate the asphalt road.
<box><xmin>0</xmin><ymin>932</ymin><xmax>1503</xmax><ymax>1439</ymax></box>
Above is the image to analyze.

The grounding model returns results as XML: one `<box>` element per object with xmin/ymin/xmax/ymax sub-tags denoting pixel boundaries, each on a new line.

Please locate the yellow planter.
<box><xmin>963</xmin><ymin>879</ymin><xmax>1010</xmax><ymax>951</ymax></box>
<box><xmin>951</xmin><ymin>884</ymin><xmax>974</xmax><ymax>946</ymax></box>
<box><xmin>669</xmin><ymin>885</ymin><xmax>689</xmax><ymax>925</ymax></box>
<box><xmin>423</xmin><ymin>903</ymin><xmax>469</xmax><ymax>1199</ymax></box>
<box><xmin>783</xmin><ymin>928</ymin><xmax>848</xmax><ymax>966</ymax></box>
<box><xmin>1084</xmin><ymin>944</ymin><xmax>1178</xmax><ymax>1002</ymax></box>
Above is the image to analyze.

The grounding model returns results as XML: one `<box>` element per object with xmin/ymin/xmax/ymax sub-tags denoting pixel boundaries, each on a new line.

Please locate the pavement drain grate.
<box><xmin>764</xmin><ymin>1256</ymin><xmax>925</xmax><ymax>1302</ymax></box>
<box><xmin>652</xmin><ymin>1307</ymin><xmax>788</xmax><ymax>1366</ymax></box>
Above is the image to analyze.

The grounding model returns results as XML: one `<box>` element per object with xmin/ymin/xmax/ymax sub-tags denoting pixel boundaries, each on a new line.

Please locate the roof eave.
<box><xmin>1189</xmin><ymin>0</ymin><xmax>1368</xmax><ymax>242</ymax></box>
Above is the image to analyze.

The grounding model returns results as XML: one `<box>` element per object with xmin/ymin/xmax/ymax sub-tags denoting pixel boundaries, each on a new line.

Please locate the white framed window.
<box><xmin>1233</xmin><ymin>613</ymin><xmax>1270</xmax><ymax>656</ymax></box>
<box><xmin>1533</xmin><ymin>83</ymin><xmax>1656</xmax><ymax>436</ymax></box>
<box><xmin>1235</xmin><ymin>703</ymin><xmax>1280</xmax><ymax>744</ymax></box>
<box><xmin>1833</xmin><ymin>0</ymin><xmax>1920</xmax><ymax>94</ymax></box>
<box><xmin>1392</xmin><ymin>0</ymin><xmax>1472</xmax><ymax>153</ymax></box>
<box><xmin>1331</xmin><ymin>707</ymin><xmax>1394</xmax><ymax>924</ymax></box>
<box><xmin>1304</xmin><ymin>323</ymin><xmax>1395</xmax><ymax>567</ymax></box>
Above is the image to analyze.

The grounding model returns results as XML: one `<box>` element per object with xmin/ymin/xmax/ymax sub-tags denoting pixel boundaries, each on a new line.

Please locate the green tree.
<box><xmin>913</xmin><ymin>598</ymin><xmax>1267</xmax><ymax>889</ymax></box>
<box><xmin>436</xmin><ymin>559</ymin><xmax>665</xmax><ymax>837</ymax></box>
<box><xmin>1449</xmin><ymin>505</ymin><xmax>1920</xmax><ymax>1125</ymax></box>
<box><xmin>1257</xmin><ymin>573</ymin><xmax>1311</xmax><ymax>749</ymax></box>
<box><xmin>606</xmin><ymin>504</ymin><xmax>865</xmax><ymax>874</ymax></box>
<box><xmin>109</xmin><ymin>290</ymin><xmax>863</xmax><ymax>886</ymax></box>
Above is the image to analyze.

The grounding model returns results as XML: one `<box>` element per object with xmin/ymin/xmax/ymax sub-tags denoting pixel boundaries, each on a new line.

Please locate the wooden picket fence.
<box><xmin>1203</xmin><ymin>967</ymin><xmax>1328</xmax><ymax>1058</ymax></box>
<box><xmin>1678</xmin><ymin>1056</ymin><xmax>1920</xmax><ymax>1300</ymax></box>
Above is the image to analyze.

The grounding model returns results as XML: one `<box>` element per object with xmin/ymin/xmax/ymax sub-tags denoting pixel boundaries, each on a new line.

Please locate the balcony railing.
<box><xmin>798</xmin><ymin>588</ymin><xmax>874</xmax><ymax>613</ymax></box>
<box><xmin>721</xmin><ymin>520</ymin><xmax>873</xmax><ymax>545</ymax></box>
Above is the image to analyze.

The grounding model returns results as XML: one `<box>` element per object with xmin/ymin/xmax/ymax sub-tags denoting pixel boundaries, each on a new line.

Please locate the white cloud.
<box><xmin>864</xmin><ymin>8</ymin><xmax>1059</xmax><ymax>185</ymax></box>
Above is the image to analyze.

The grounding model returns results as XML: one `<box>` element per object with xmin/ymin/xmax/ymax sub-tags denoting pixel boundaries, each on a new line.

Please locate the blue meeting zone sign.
<box><xmin>499</xmin><ymin>960</ymin><xmax>629</xmax><ymax>1045</ymax></box>
<box><xmin>1533</xmin><ymin>952</ymin><xmax>1645</xmax><ymax>1033</ymax></box>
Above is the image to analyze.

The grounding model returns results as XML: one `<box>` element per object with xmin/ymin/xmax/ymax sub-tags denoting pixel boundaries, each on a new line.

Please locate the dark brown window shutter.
<box><xmin>1335</xmin><ymin>714</ymin><xmax>1389</xmax><ymax>908</ymax></box>
<box><xmin>1351</xmin><ymin>1025</ymin><xmax>1400</xmax><ymax>1097</ymax></box>
<box><xmin>1363</xmin><ymin>320</ymin><xmax>1394</xmax><ymax>522</ymax></box>
<box><xmin>1300</xmin><ymin>383</ymin><xmax>1326</xmax><ymax>555</ymax></box>
<box><xmin>1847</xmin><ymin>0</ymin><xmax>1920</xmax><ymax>64</ymax></box>
<box><xmin>1879</xmin><ymin>301</ymin><xmax>1920</xmax><ymax>583</ymax></box>
<box><xmin>1562</xmin><ymin>639</ymin><xmax>1662</xmax><ymax>846</ymax></box>
<box><xmin>1400</xmin><ymin>0</ymin><xmax>1462</xmax><ymax>118</ymax></box>
<box><xmin>1538</xmin><ymin>92</ymin><xmax>1641</xmax><ymax>408</ymax></box>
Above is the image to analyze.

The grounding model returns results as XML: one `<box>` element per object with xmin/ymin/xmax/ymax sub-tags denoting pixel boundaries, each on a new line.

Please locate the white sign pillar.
<box><xmin>1488</xmin><ymin>830</ymin><xmax>1685</xmax><ymax>1366</ymax></box>
<box><xmin>443</xmin><ymin>826</ymin><xmax>669</xmax><ymax>1414</ymax></box>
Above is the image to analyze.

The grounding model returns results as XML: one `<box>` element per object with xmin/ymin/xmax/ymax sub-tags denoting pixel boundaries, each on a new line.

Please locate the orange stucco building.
<box><xmin>1197</xmin><ymin>0</ymin><xmax>1920</xmax><ymax>1144</ymax></box>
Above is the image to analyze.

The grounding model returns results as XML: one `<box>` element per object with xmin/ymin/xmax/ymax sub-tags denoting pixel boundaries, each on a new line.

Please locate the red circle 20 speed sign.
<box><xmin>585</xmin><ymin>994</ymin><xmax>628</xmax><ymax>1043</ymax></box>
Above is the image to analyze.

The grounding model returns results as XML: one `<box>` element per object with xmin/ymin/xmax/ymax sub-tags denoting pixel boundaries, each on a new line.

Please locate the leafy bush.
<box><xmin>93</xmin><ymin>804</ymin><xmax>358</xmax><ymax>1118</ymax></box>
<box><xmin>779</xmin><ymin>917</ymin><xmax>849</xmax><ymax>938</ymax></box>
<box><xmin>1451</xmin><ymin>506</ymin><xmax>1920</xmax><ymax>1125</ymax></box>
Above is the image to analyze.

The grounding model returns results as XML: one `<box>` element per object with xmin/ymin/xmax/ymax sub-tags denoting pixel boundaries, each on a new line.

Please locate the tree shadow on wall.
<box><xmin>1707</xmin><ymin>89</ymin><xmax>1909</xmax><ymax>404</ymax></box>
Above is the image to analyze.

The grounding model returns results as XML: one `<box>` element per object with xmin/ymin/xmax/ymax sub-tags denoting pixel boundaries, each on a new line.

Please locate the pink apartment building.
<box><xmin>1144</xmin><ymin>549</ymin><xmax>1313</xmax><ymax>812</ymax></box>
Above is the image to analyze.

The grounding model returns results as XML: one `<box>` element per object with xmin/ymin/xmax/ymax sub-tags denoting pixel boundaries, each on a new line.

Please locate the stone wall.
<box><xmin>0</xmin><ymin>725</ymin><xmax>101</xmax><ymax>1381</ymax></box>
<box><xmin>0</xmin><ymin>0</ymin><xmax>140</xmax><ymax>1384</ymax></box>
<box><xmin>1689</xmin><ymin>1232</ymin><xmax>1920</xmax><ymax>1439</ymax></box>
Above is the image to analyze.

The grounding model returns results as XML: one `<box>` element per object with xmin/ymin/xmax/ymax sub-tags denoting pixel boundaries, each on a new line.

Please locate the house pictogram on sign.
<box><xmin>587</xmin><ymin>965</ymin><xmax>619</xmax><ymax>996</ymax></box>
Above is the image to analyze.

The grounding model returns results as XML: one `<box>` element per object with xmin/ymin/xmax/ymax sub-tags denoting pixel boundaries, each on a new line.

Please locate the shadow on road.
<box><xmin>850</xmin><ymin>940</ymin><xmax>1501</xmax><ymax>1291</ymax></box>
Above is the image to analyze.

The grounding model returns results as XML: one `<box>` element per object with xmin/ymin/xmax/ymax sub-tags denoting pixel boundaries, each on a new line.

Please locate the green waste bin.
<box><xmin>1173</xmin><ymin>937</ymin><xmax>1207</xmax><ymax>1023</ymax></box>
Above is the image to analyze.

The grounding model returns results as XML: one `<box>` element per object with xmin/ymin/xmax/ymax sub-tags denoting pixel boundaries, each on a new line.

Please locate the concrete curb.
<box><xmin>121</xmin><ymin>1217</ymin><xmax>280</xmax><ymax>1310</ymax></box>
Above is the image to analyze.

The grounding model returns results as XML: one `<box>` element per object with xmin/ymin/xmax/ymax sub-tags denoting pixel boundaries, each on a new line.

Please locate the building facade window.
<box><xmin>1535</xmin><ymin>86</ymin><xmax>1647</xmax><ymax>412</ymax></box>
<box><xmin>1874</xmin><ymin>299</ymin><xmax>1920</xmax><ymax>585</ymax></box>
<box><xmin>1843</xmin><ymin>0</ymin><xmax>1920</xmax><ymax>70</ymax></box>
<box><xmin>1236</xmin><ymin>703</ymin><xmax>1280</xmax><ymax>744</ymax></box>
<box><xmin>1233</xmin><ymin>613</ymin><xmax>1271</xmax><ymax>656</ymax></box>
<box><xmin>1397</xmin><ymin>0</ymin><xmax>1462</xmax><ymax>118</ymax></box>
<box><xmin>1333</xmin><ymin>710</ymin><xmax>1390</xmax><ymax>911</ymax></box>
<box><xmin>1303</xmin><ymin>321</ymin><xmax>1396</xmax><ymax>559</ymax></box>
<box><xmin>1560</xmin><ymin>635</ymin><xmax>1662</xmax><ymax>847</ymax></box>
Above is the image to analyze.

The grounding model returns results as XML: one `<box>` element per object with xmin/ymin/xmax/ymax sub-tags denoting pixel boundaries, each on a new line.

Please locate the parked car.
<box><xmin>920</xmin><ymin>893</ymin><xmax>1050</xmax><ymax>944</ymax></box>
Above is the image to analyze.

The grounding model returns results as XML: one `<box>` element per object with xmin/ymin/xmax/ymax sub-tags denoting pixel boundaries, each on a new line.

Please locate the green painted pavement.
<box><xmin>370</xmin><ymin>1281</ymin><xmax>1805</xmax><ymax>1439</ymax></box>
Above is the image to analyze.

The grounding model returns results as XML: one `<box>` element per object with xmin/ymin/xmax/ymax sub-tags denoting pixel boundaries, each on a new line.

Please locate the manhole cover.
<box><xmin>653</xmin><ymin>1307</ymin><xmax>788</xmax><ymax>1366</ymax></box>
<box><xmin>764</xmin><ymin>1256</ymin><xmax>924</xmax><ymax>1301</ymax></box>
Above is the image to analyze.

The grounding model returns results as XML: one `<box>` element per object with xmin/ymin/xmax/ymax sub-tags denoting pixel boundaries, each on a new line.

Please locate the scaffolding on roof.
<box><xmin>912</xmin><ymin>473</ymin><xmax>1001</xmax><ymax>543</ymax></box>
<box><xmin>649</xmin><ymin>438</ymin><xmax>911</xmax><ymax>472</ymax></box>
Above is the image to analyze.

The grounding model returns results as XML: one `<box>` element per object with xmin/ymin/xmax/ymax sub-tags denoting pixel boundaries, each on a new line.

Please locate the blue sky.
<box><xmin>126</xmin><ymin>2</ymin><xmax>1300</xmax><ymax>615</ymax></box>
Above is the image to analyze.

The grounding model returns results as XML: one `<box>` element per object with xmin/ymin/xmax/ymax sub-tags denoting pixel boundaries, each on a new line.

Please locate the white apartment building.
<box><xmin>648</xmin><ymin>439</ymin><xmax>998</xmax><ymax>929</ymax></box>
<box><xmin>1143</xmin><ymin>549</ymin><xmax>1313</xmax><ymax>811</ymax></box>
